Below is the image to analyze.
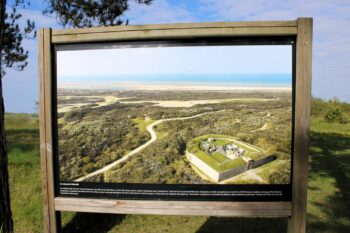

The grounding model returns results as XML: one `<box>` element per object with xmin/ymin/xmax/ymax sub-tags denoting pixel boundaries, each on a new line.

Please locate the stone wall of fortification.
<box><xmin>187</xmin><ymin>151</ymin><xmax>276</xmax><ymax>183</ymax></box>
<box><xmin>218</xmin><ymin>165</ymin><xmax>247</xmax><ymax>182</ymax></box>
<box><xmin>186</xmin><ymin>151</ymin><xmax>220</xmax><ymax>182</ymax></box>
<box><xmin>248</xmin><ymin>155</ymin><xmax>276</xmax><ymax>169</ymax></box>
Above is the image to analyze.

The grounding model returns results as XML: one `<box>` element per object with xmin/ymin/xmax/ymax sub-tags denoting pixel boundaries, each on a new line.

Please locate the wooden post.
<box><xmin>39</xmin><ymin>28</ymin><xmax>60</xmax><ymax>233</ymax></box>
<box><xmin>288</xmin><ymin>18</ymin><xmax>313</xmax><ymax>233</ymax></box>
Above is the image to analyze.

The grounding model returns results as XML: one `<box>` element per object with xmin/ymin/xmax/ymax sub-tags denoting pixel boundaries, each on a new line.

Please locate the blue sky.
<box><xmin>3</xmin><ymin>0</ymin><xmax>350</xmax><ymax>112</ymax></box>
<box><xmin>58</xmin><ymin>45</ymin><xmax>292</xmax><ymax>77</ymax></box>
<box><xmin>57</xmin><ymin>45</ymin><xmax>292</xmax><ymax>89</ymax></box>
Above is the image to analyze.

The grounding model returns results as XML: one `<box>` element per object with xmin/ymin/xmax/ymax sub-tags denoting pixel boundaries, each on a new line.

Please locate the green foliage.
<box><xmin>63</xmin><ymin>108</ymin><xmax>85</xmax><ymax>121</ymax></box>
<box><xmin>324</xmin><ymin>106</ymin><xmax>344</xmax><ymax>123</ymax></box>
<box><xmin>1</xmin><ymin>0</ymin><xmax>36</xmax><ymax>77</ymax></box>
<box><xmin>58</xmin><ymin>98</ymin><xmax>151</xmax><ymax>180</ymax></box>
<box><xmin>58</xmin><ymin>96</ymin><xmax>104</xmax><ymax>105</ymax></box>
<box><xmin>256</xmin><ymin>160</ymin><xmax>291</xmax><ymax>184</ymax></box>
<box><xmin>4</xmin><ymin>113</ymin><xmax>38</xmax><ymax>129</ymax></box>
<box><xmin>173</xmin><ymin>135</ymin><xmax>186</xmax><ymax>155</ymax></box>
<box><xmin>118</xmin><ymin>90</ymin><xmax>290</xmax><ymax>101</ymax></box>
<box><xmin>311</xmin><ymin>97</ymin><xmax>329</xmax><ymax>116</ymax></box>
<box><xmin>312</xmin><ymin>99</ymin><xmax>350</xmax><ymax>131</ymax></box>
<box><xmin>236</xmin><ymin>133</ymin><xmax>256</xmax><ymax>144</ymax></box>
<box><xmin>44</xmin><ymin>0</ymin><xmax>153</xmax><ymax>28</ymax></box>
<box><xmin>269</xmin><ymin>166</ymin><xmax>290</xmax><ymax>184</ymax></box>
<box><xmin>312</xmin><ymin>97</ymin><xmax>350</xmax><ymax>123</ymax></box>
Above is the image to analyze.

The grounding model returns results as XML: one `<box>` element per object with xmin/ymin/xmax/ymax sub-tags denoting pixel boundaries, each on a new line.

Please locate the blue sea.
<box><xmin>60</xmin><ymin>73</ymin><xmax>291</xmax><ymax>87</ymax></box>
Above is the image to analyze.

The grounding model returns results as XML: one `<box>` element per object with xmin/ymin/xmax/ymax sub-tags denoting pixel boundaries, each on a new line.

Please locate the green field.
<box><xmin>6</xmin><ymin>98</ymin><xmax>350</xmax><ymax>232</ymax></box>
<box><xmin>211</xmin><ymin>152</ymin><xmax>229</xmax><ymax>163</ymax></box>
<box><xmin>211</xmin><ymin>138</ymin><xmax>231</xmax><ymax>147</ymax></box>
<box><xmin>132</xmin><ymin>117</ymin><xmax>155</xmax><ymax>132</ymax></box>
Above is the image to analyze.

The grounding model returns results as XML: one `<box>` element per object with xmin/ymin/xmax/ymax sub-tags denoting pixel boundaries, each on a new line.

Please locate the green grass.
<box><xmin>188</xmin><ymin>134</ymin><xmax>260</xmax><ymax>172</ymax></box>
<box><xmin>6</xmin><ymin>114</ymin><xmax>42</xmax><ymax>233</ymax></box>
<box><xmin>132</xmin><ymin>117</ymin><xmax>154</xmax><ymax>131</ymax></box>
<box><xmin>188</xmin><ymin>143</ymin><xmax>246</xmax><ymax>173</ymax></box>
<box><xmin>311</xmin><ymin>116</ymin><xmax>350</xmax><ymax>135</ymax></box>
<box><xmin>255</xmin><ymin>160</ymin><xmax>291</xmax><ymax>183</ymax></box>
<box><xmin>6</xmin><ymin>104</ymin><xmax>350</xmax><ymax>232</ymax></box>
<box><xmin>211</xmin><ymin>139</ymin><xmax>231</xmax><ymax>147</ymax></box>
<box><xmin>306</xmin><ymin>124</ymin><xmax>350</xmax><ymax>232</ymax></box>
<box><xmin>248</xmin><ymin>151</ymin><xmax>267</xmax><ymax>160</ymax></box>
<box><xmin>210</xmin><ymin>152</ymin><xmax>228</xmax><ymax>163</ymax></box>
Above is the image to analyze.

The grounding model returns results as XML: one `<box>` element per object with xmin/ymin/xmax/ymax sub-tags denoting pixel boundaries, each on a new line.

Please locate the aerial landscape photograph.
<box><xmin>56</xmin><ymin>44</ymin><xmax>293</xmax><ymax>185</ymax></box>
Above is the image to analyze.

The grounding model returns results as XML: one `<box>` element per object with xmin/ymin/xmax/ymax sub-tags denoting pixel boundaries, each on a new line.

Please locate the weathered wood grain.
<box><xmin>51</xmin><ymin>21</ymin><xmax>298</xmax><ymax>45</ymax></box>
<box><xmin>288</xmin><ymin>18</ymin><xmax>313</xmax><ymax>233</ymax></box>
<box><xmin>55</xmin><ymin>198</ymin><xmax>292</xmax><ymax>217</ymax></box>
<box><xmin>39</xmin><ymin>28</ymin><xmax>59</xmax><ymax>233</ymax></box>
<box><xmin>52</xmin><ymin>26</ymin><xmax>297</xmax><ymax>44</ymax></box>
<box><xmin>52</xmin><ymin>20</ymin><xmax>297</xmax><ymax>35</ymax></box>
<box><xmin>39</xmin><ymin>28</ymin><xmax>50</xmax><ymax>233</ymax></box>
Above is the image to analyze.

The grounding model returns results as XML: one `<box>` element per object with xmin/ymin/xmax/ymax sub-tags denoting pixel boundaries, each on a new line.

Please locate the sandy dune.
<box><xmin>120</xmin><ymin>98</ymin><xmax>276</xmax><ymax>108</ymax></box>
<box><xmin>57</xmin><ymin>95</ymin><xmax>121</xmax><ymax>113</ymax></box>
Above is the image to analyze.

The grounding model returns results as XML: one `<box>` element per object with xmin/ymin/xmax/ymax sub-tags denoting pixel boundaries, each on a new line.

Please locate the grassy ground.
<box><xmin>6</xmin><ymin>114</ymin><xmax>42</xmax><ymax>233</ymax></box>
<box><xmin>211</xmin><ymin>139</ymin><xmax>231</xmax><ymax>147</ymax></box>
<box><xmin>188</xmin><ymin>135</ymin><xmax>259</xmax><ymax>172</ymax></box>
<box><xmin>132</xmin><ymin>117</ymin><xmax>155</xmax><ymax>132</ymax></box>
<box><xmin>6</xmin><ymin>102</ymin><xmax>350</xmax><ymax>232</ymax></box>
<box><xmin>256</xmin><ymin>160</ymin><xmax>290</xmax><ymax>182</ymax></box>
<box><xmin>306</xmin><ymin>124</ymin><xmax>350</xmax><ymax>232</ymax></box>
<box><xmin>210</xmin><ymin>152</ymin><xmax>229</xmax><ymax>163</ymax></box>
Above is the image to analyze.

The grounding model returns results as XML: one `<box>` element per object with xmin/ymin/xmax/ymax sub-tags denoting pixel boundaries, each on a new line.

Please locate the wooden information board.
<box><xmin>39</xmin><ymin>18</ymin><xmax>312</xmax><ymax>233</ymax></box>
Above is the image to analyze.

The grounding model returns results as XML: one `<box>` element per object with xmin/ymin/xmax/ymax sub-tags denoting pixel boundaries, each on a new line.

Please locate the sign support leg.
<box><xmin>287</xmin><ymin>17</ymin><xmax>313</xmax><ymax>233</ymax></box>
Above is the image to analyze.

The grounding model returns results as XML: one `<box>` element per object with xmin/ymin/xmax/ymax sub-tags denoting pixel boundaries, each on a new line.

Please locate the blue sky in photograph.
<box><xmin>3</xmin><ymin>0</ymin><xmax>350</xmax><ymax>112</ymax></box>
<box><xmin>58</xmin><ymin>45</ymin><xmax>291</xmax><ymax>75</ymax></box>
<box><xmin>58</xmin><ymin>45</ymin><xmax>292</xmax><ymax>88</ymax></box>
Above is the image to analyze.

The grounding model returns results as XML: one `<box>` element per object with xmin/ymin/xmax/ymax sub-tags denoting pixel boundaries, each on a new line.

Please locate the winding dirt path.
<box><xmin>74</xmin><ymin>109</ymin><xmax>227</xmax><ymax>182</ymax></box>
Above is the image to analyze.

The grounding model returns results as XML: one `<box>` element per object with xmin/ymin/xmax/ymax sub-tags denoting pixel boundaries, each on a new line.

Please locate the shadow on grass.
<box><xmin>6</xmin><ymin>128</ymin><xmax>39</xmax><ymax>153</ymax></box>
<box><xmin>196</xmin><ymin>217</ymin><xmax>287</xmax><ymax>233</ymax></box>
<box><xmin>7</xmin><ymin>142</ymin><xmax>39</xmax><ymax>153</ymax></box>
<box><xmin>307</xmin><ymin>131</ymin><xmax>350</xmax><ymax>232</ymax></box>
<box><xmin>62</xmin><ymin>213</ymin><xmax>125</xmax><ymax>233</ymax></box>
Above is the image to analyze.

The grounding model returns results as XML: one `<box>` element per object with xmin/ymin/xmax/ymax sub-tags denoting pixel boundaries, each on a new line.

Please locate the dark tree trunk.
<box><xmin>0</xmin><ymin>0</ymin><xmax>14</xmax><ymax>232</ymax></box>
<box><xmin>0</xmin><ymin>77</ymin><xmax>13</xmax><ymax>233</ymax></box>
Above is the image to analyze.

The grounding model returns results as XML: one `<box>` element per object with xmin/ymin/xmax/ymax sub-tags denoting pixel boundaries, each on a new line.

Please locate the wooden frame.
<box><xmin>39</xmin><ymin>18</ymin><xmax>312</xmax><ymax>233</ymax></box>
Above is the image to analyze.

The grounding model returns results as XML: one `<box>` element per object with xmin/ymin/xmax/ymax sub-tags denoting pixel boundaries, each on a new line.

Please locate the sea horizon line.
<box><xmin>58</xmin><ymin>81</ymin><xmax>292</xmax><ymax>91</ymax></box>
